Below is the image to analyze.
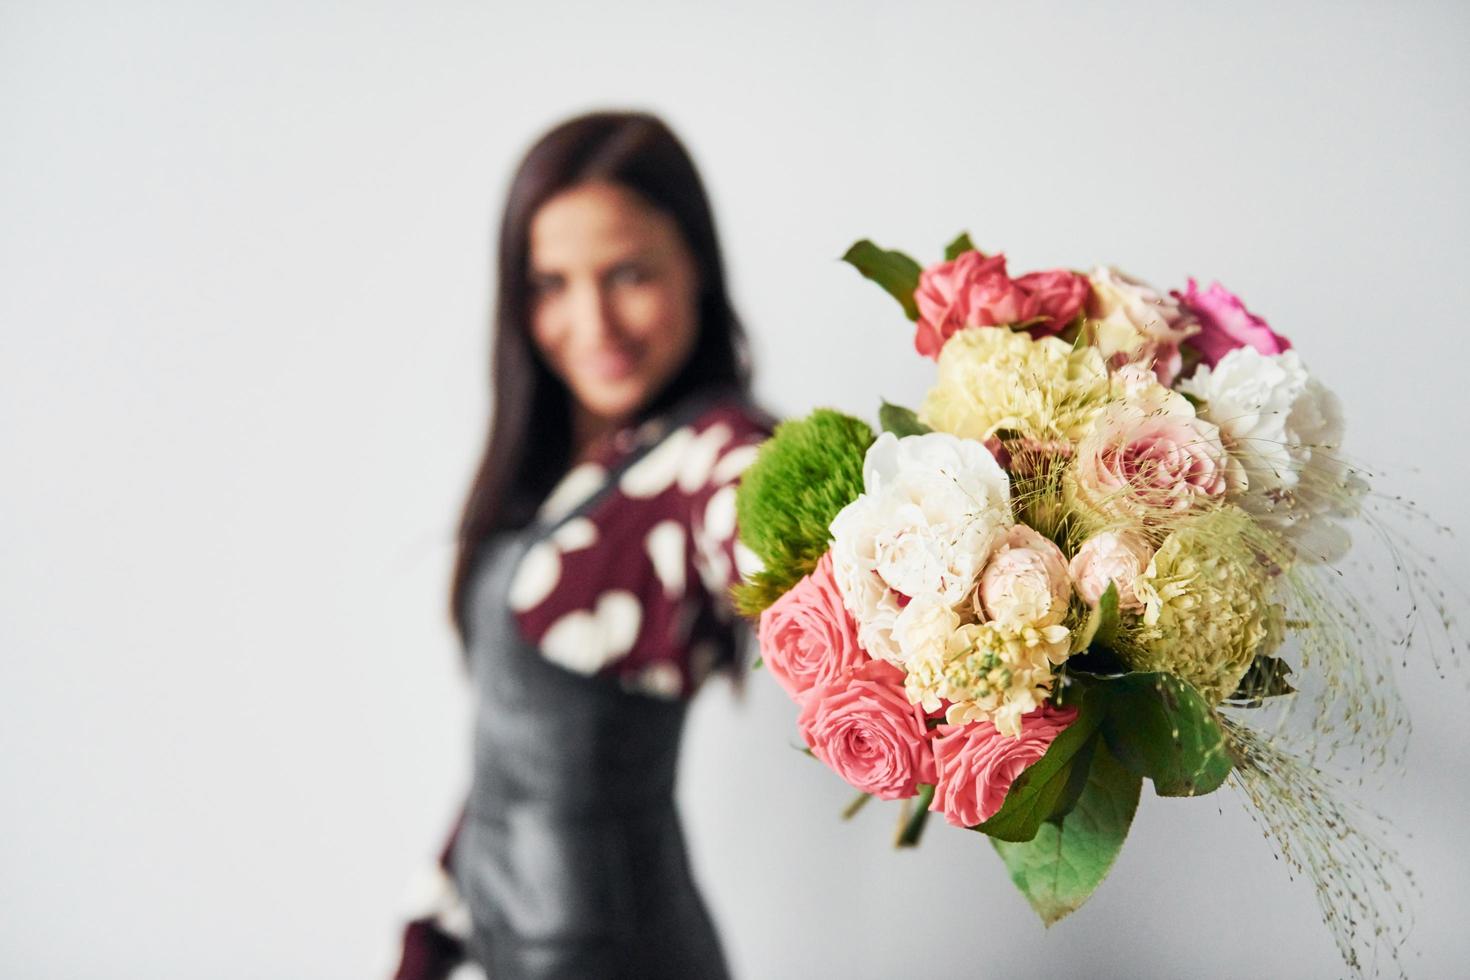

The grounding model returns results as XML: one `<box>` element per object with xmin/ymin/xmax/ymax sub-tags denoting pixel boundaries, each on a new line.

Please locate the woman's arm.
<box><xmin>390</xmin><ymin>811</ymin><xmax>468</xmax><ymax>980</ymax></box>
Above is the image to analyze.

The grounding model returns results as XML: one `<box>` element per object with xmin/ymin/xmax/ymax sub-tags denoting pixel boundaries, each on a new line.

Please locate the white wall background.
<box><xmin>3</xmin><ymin>1</ymin><xmax>1468</xmax><ymax>977</ymax></box>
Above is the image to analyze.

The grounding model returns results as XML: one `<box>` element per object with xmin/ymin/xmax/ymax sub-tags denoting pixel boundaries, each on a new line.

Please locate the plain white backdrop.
<box><xmin>3</xmin><ymin>2</ymin><xmax>1468</xmax><ymax>977</ymax></box>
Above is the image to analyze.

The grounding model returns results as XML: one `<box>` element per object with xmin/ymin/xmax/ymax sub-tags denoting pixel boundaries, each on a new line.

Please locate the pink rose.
<box><xmin>929</xmin><ymin>703</ymin><xmax>1078</xmax><ymax>827</ymax></box>
<box><xmin>1068</xmin><ymin>530</ymin><xmax>1154</xmax><ymax>613</ymax></box>
<box><xmin>758</xmin><ymin>553</ymin><xmax>870</xmax><ymax>700</ymax></box>
<box><xmin>1014</xmin><ymin>268</ymin><xmax>1090</xmax><ymax>337</ymax></box>
<box><xmin>1173</xmin><ymin>279</ymin><xmax>1291</xmax><ymax>369</ymax></box>
<box><xmin>977</xmin><ymin>525</ymin><xmax>1072</xmax><ymax>628</ymax></box>
<box><xmin>797</xmin><ymin>659</ymin><xmax>937</xmax><ymax>800</ymax></box>
<box><xmin>1073</xmin><ymin>405</ymin><xmax>1235</xmax><ymax>519</ymax></box>
<box><xmin>913</xmin><ymin>251</ymin><xmax>1088</xmax><ymax>358</ymax></box>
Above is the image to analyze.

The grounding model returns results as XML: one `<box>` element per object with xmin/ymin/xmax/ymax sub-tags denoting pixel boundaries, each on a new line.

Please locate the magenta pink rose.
<box><xmin>913</xmin><ymin>250</ymin><xmax>1088</xmax><ymax>358</ymax></box>
<box><xmin>758</xmin><ymin>552</ymin><xmax>870</xmax><ymax>700</ymax></box>
<box><xmin>929</xmin><ymin>703</ymin><xmax>1078</xmax><ymax>828</ymax></box>
<box><xmin>797</xmin><ymin>658</ymin><xmax>937</xmax><ymax>800</ymax></box>
<box><xmin>1173</xmin><ymin>278</ymin><xmax>1291</xmax><ymax>368</ymax></box>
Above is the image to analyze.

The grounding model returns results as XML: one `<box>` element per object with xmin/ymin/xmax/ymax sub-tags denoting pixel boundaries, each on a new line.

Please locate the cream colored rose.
<box><xmin>1068</xmin><ymin>530</ymin><xmax>1154</xmax><ymax>613</ymax></box>
<box><xmin>977</xmin><ymin>524</ymin><xmax>1072</xmax><ymax>628</ymax></box>
<box><xmin>1087</xmin><ymin>267</ymin><xmax>1200</xmax><ymax>385</ymax></box>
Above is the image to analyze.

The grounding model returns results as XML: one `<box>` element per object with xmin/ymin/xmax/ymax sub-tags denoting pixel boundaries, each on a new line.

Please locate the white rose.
<box><xmin>1068</xmin><ymin>530</ymin><xmax>1155</xmax><ymax>613</ymax></box>
<box><xmin>830</xmin><ymin>431</ymin><xmax>1013</xmax><ymax>663</ymax></box>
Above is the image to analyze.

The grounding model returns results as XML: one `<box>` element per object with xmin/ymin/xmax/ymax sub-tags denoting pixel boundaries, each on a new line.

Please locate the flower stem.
<box><xmin>842</xmin><ymin>792</ymin><xmax>872</xmax><ymax>820</ymax></box>
<box><xmin>894</xmin><ymin>784</ymin><xmax>936</xmax><ymax>848</ymax></box>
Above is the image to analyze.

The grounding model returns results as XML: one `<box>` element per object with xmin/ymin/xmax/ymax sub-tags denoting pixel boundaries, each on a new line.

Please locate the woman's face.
<box><xmin>527</xmin><ymin>182</ymin><xmax>701</xmax><ymax>428</ymax></box>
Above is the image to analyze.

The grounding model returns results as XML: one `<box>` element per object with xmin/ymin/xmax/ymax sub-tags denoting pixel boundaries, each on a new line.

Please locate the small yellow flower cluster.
<box><xmin>1125</xmin><ymin>507</ymin><xmax>1271</xmax><ymax>703</ymax></box>
<box><xmin>919</xmin><ymin>326</ymin><xmax>1110</xmax><ymax>445</ymax></box>
<box><xmin>904</xmin><ymin>619</ymin><xmax>1071</xmax><ymax>737</ymax></box>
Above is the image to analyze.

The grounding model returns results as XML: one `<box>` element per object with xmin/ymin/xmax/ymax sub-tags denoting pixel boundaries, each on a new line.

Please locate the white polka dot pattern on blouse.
<box><xmin>539</xmin><ymin>590</ymin><xmax>642</xmax><ymax>674</ymax></box>
<box><xmin>508</xmin><ymin>541</ymin><xmax>561</xmax><ymax>613</ymax></box>
<box><xmin>734</xmin><ymin>540</ymin><xmax>765</xmax><ymax>579</ymax></box>
<box><xmin>552</xmin><ymin>516</ymin><xmax>598</xmax><ymax>552</ymax></box>
<box><xmin>711</xmin><ymin>443</ymin><xmax>759</xmax><ymax>486</ymax></box>
<box><xmin>676</xmin><ymin>423</ymin><xmax>732</xmax><ymax>494</ymax></box>
<box><xmin>702</xmin><ymin>484</ymin><xmax>738</xmax><ymax>544</ymax></box>
<box><xmin>619</xmin><ymin>426</ymin><xmax>695</xmax><ymax>498</ymax></box>
<box><xmin>644</xmin><ymin>520</ymin><xmax>686</xmax><ymax>599</ymax></box>
<box><xmin>538</xmin><ymin>462</ymin><xmax>608</xmax><ymax>523</ymax></box>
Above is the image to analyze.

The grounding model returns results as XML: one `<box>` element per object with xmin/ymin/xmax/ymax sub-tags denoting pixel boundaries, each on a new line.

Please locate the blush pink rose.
<box><xmin>1173</xmin><ymin>279</ymin><xmax>1291</xmax><ymax>369</ymax></box>
<box><xmin>977</xmin><ymin>524</ymin><xmax>1072</xmax><ymax>629</ymax></box>
<box><xmin>797</xmin><ymin>659</ymin><xmax>937</xmax><ymax>800</ymax></box>
<box><xmin>758</xmin><ymin>552</ymin><xmax>870</xmax><ymax>700</ymax></box>
<box><xmin>913</xmin><ymin>251</ymin><xmax>1088</xmax><ymax>358</ymax></box>
<box><xmin>1073</xmin><ymin>406</ymin><xmax>1235</xmax><ymax>518</ymax></box>
<box><xmin>1068</xmin><ymin>530</ymin><xmax>1154</xmax><ymax>613</ymax></box>
<box><xmin>929</xmin><ymin>703</ymin><xmax>1078</xmax><ymax>828</ymax></box>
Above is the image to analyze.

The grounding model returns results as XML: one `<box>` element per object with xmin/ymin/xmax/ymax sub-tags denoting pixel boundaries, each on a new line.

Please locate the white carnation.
<box><xmin>1178</xmin><ymin>347</ymin><xmax>1361</xmax><ymax>561</ymax></box>
<box><xmin>829</xmin><ymin>431</ymin><xmax>1013</xmax><ymax>664</ymax></box>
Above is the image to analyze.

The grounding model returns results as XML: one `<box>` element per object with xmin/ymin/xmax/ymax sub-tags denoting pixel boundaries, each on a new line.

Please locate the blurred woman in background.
<box><xmin>391</xmin><ymin>111</ymin><xmax>771</xmax><ymax>980</ymax></box>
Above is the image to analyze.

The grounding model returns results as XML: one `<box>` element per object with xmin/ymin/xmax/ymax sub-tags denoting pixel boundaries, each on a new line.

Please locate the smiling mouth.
<box><xmin>586</xmin><ymin>348</ymin><xmax>640</xmax><ymax>381</ymax></box>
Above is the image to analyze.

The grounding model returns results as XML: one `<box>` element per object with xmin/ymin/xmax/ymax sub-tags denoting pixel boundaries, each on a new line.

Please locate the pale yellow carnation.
<box><xmin>1124</xmin><ymin>507</ymin><xmax>1272</xmax><ymax>703</ymax></box>
<box><xmin>919</xmin><ymin>326</ymin><xmax>1110</xmax><ymax>445</ymax></box>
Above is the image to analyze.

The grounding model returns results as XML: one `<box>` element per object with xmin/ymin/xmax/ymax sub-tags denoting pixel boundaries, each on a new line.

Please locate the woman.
<box><xmin>392</xmin><ymin>112</ymin><xmax>772</xmax><ymax>980</ymax></box>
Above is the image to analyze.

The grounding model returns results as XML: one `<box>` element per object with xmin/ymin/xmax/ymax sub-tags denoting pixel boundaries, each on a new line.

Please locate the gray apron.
<box><xmin>454</xmin><ymin>409</ymin><xmax>735</xmax><ymax>980</ymax></box>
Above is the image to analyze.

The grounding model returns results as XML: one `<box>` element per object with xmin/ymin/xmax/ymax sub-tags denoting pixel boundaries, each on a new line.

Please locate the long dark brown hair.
<box><xmin>450</xmin><ymin>111</ymin><xmax>752</xmax><ymax>638</ymax></box>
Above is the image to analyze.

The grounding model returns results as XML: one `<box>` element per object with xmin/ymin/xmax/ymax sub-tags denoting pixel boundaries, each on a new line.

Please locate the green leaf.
<box><xmin>992</xmin><ymin>743</ymin><xmax>1141</xmax><ymax>926</ymax></box>
<box><xmin>841</xmin><ymin>240</ymin><xmax>922</xmax><ymax>321</ymax></box>
<box><xmin>1070</xmin><ymin>582</ymin><xmax>1120</xmax><ymax>654</ymax></box>
<box><xmin>1226</xmin><ymin>656</ymin><xmax>1296</xmax><ymax>706</ymax></box>
<box><xmin>1099</xmin><ymin>672</ymin><xmax>1233</xmax><ymax>797</ymax></box>
<box><xmin>1046</xmin><ymin>736</ymin><xmax>1098</xmax><ymax>823</ymax></box>
<box><xmin>878</xmin><ymin>400</ymin><xmax>932</xmax><ymax>438</ymax></box>
<box><xmin>975</xmin><ymin>689</ymin><xmax>1106</xmax><ymax>842</ymax></box>
<box><xmin>943</xmin><ymin>232</ymin><xmax>977</xmax><ymax>261</ymax></box>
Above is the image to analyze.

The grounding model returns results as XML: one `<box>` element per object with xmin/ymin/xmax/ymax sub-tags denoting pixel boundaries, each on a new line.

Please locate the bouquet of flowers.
<box><xmin>733</xmin><ymin>235</ymin><xmax>1454</xmax><ymax>976</ymax></box>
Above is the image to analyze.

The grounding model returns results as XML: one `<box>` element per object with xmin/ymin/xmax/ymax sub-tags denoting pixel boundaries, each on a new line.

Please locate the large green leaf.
<box><xmin>992</xmin><ymin>743</ymin><xmax>1141</xmax><ymax>926</ymax></box>
<box><xmin>878</xmin><ymin>400</ymin><xmax>932</xmax><ymax>438</ymax></box>
<box><xmin>841</xmin><ymin>240</ymin><xmax>922</xmax><ymax>320</ymax></box>
<box><xmin>975</xmin><ymin>689</ymin><xmax>1106</xmax><ymax>843</ymax></box>
<box><xmin>1099</xmin><ymin>672</ymin><xmax>1233</xmax><ymax>797</ymax></box>
<box><xmin>944</xmin><ymin>232</ymin><xmax>977</xmax><ymax>261</ymax></box>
